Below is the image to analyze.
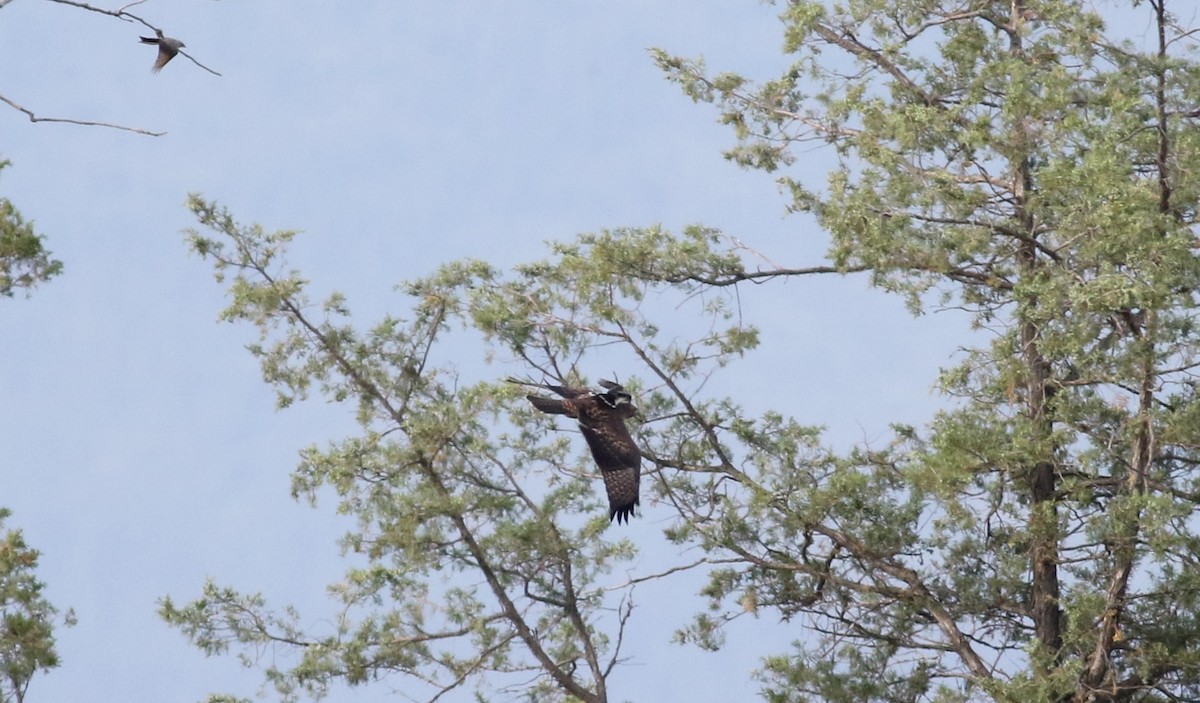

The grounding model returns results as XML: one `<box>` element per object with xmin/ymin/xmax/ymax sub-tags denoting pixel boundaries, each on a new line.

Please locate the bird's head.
<box><xmin>597</xmin><ymin>382</ymin><xmax>638</xmax><ymax>417</ymax></box>
<box><xmin>613</xmin><ymin>394</ymin><xmax>638</xmax><ymax>419</ymax></box>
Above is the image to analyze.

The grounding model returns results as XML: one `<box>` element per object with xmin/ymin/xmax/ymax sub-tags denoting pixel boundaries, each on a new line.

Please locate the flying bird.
<box><xmin>140</xmin><ymin>30</ymin><xmax>185</xmax><ymax>73</ymax></box>
<box><xmin>511</xmin><ymin>378</ymin><xmax>641</xmax><ymax>524</ymax></box>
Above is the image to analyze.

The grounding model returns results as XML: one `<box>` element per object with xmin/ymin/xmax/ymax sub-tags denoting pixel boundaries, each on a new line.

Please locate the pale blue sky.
<box><xmin>1</xmin><ymin>2</ymin><xmax>972</xmax><ymax>701</ymax></box>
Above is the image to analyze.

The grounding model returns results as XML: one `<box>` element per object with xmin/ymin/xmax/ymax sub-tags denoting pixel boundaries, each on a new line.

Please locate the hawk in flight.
<box><xmin>512</xmin><ymin>378</ymin><xmax>641</xmax><ymax>524</ymax></box>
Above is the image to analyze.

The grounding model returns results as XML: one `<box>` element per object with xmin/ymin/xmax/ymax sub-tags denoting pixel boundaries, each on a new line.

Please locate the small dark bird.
<box><xmin>140</xmin><ymin>30</ymin><xmax>185</xmax><ymax>73</ymax></box>
<box><xmin>511</xmin><ymin>378</ymin><xmax>641</xmax><ymax>524</ymax></box>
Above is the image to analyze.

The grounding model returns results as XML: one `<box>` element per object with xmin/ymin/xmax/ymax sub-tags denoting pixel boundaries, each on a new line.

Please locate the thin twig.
<box><xmin>0</xmin><ymin>94</ymin><xmax>165</xmax><ymax>136</ymax></box>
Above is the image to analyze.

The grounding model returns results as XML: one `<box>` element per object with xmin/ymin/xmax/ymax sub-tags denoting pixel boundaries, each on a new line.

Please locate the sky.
<box><xmin>0</xmin><ymin>2</ymin><xmax>977</xmax><ymax>702</ymax></box>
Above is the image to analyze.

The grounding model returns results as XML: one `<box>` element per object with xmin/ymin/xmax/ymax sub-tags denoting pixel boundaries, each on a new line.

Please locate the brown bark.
<box><xmin>1011</xmin><ymin>0</ymin><xmax>1065</xmax><ymax>668</ymax></box>
<box><xmin>1020</xmin><ymin>283</ymin><xmax>1064</xmax><ymax>660</ymax></box>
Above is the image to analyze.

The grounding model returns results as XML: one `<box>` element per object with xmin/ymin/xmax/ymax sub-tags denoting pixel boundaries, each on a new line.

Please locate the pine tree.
<box><xmin>654</xmin><ymin>1</ymin><xmax>1200</xmax><ymax>700</ymax></box>
<box><xmin>0</xmin><ymin>161</ymin><xmax>60</xmax><ymax>298</ymax></box>
<box><xmin>164</xmin><ymin>2</ymin><xmax>1200</xmax><ymax>701</ymax></box>
<box><xmin>0</xmin><ymin>510</ymin><xmax>73</xmax><ymax>703</ymax></box>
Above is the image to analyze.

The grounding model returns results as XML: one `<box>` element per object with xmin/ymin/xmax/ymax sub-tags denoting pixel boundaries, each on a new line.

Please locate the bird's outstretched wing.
<box><xmin>577</xmin><ymin>421</ymin><xmax>641</xmax><ymax>524</ymax></box>
<box><xmin>507</xmin><ymin>377</ymin><xmax>588</xmax><ymax>416</ymax></box>
<box><xmin>152</xmin><ymin>48</ymin><xmax>171</xmax><ymax>72</ymax></box>
<box><xmin>601</xmin><ymin>466</ymin><xmax>639</xmax><ymax>524</ymax></box>
<box><xmin>525</xmin><ymin>394</ymin><xmax>573</xmax><ymax>416</ymax></box>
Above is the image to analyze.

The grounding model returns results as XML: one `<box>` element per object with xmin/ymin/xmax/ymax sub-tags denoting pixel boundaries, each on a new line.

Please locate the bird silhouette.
<box><xmin>511</xmin><ymin>378</ymin><xmax>641</xmax><ymax>524</ymax></box>
<box><xmin>140</xmin><ymin>30</ymin><xmax>185</xmax><ymax>73</ymax></box>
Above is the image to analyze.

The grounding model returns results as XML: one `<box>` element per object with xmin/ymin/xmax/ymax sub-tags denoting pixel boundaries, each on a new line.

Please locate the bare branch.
<box><xmin>42</xmin><ymin>0</ymin><xmax>153</xmax><ymax>29</ymax></box>
<box><xmin>176</xmin><ymin>49</ymin><xmax>222</xmax><ymax>77</ymax></box>
<box><xmin>0</xmin><ymin>93</ymin><xmax>165</xmax><ymax>136</ymax></box>
<box><xmin>41</xmin><ymin>0</ymin><xmax>223</xmax><ymax>75</ymax></box>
